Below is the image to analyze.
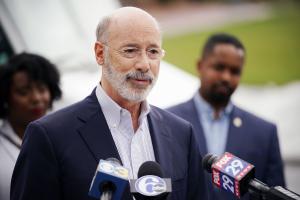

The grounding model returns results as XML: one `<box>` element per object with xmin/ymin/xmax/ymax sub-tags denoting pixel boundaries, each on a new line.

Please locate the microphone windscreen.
<box><xmin>202</xmin><ymin>153</ymin><xmax>218</xmax><ymax>173</ymax></box>
<box><xmin>138</xmin><ymin>161</ymin><xmax>163</xmax><ymax>178</ymax></box>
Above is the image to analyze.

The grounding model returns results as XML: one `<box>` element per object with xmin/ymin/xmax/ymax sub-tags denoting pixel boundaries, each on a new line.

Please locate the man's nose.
<box><xmin>135</xmin><ymin>51</ymin><xmax>151</xmax><ymax>72</ymax></box>
<box><xmin>221</xmin><ymin>70</ymin><xmax>232</xmax><ymax>82</ymax></box>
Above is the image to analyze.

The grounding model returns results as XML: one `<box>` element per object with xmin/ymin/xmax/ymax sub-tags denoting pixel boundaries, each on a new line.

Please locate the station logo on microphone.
<box><xmin>211</xmin><ymin>152</ymin><xmax>254</xmax><ymax>198</ymax></box>
<box><xmin>98</xmin><ymin>159</ymin><xmax>129</xmax><ymax>179</ymax></box>
<box><xmin>135</xmin><ymin>175</ymin><xmax>167</xmax><ymax>196</ymax></box>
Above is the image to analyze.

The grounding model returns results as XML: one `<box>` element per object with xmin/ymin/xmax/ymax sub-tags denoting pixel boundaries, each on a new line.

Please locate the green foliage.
<box><xmin>162</xmin><ymin>4</ymin><xmax>300</xmax><ymax>85</ymax></box>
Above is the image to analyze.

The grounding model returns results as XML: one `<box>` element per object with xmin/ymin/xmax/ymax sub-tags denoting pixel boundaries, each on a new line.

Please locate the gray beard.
<box><xmin>102</xmin><ymin>59</ymin><xmax>157</xmax><ymax>103</ymax></box>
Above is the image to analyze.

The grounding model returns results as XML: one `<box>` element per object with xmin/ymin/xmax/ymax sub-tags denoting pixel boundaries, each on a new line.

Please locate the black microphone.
<box><xmin>130</xmin><ymin>161</ymin><xmax>172</xmax><ymax>200</ymax></box>
<box><xmin>89</xmin><ymin>158</ymin><xmax>129</xmax><ymax>200</ymax></box>
<box><xmin>202</xmin><ymin>152</ymin><xmax>300</xmax><ymax>200</ymax></box>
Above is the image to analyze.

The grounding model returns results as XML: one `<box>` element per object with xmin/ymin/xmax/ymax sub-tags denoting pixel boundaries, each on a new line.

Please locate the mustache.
<box><xmin>126</xmin><ymin>71</ymin><xmax>154</xmax><ymax>82</ymax></box>
<box><xmin>214</xmin><ymin>81</ymin><xmax>231</xmax><ymax>88</ymax></box>
<box><xmin>212</xmin><ymin>81</ymin><xmax>234</xmax><ymax>93</ymax></box>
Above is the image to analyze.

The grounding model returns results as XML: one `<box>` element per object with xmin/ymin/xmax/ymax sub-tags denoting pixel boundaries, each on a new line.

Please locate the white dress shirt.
<box><xmin>0</xmin><ymin>120</ymin><xmax>22</xmax><ymax>200</ymax></box>
<box><xmin>95</xmin><ymin>84</ymin><xmax>156</xmax><ymax>179</ymax></box>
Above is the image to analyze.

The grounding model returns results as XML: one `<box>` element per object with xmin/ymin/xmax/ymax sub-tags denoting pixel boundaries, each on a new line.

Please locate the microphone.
<box><xmin>89</xmin><ymin>158</ymin><xmax>129</xmax><ymax>200</ymax></box>
<box><xmin>202</xmin><ymin>152</ymin><xmax>300</xmax><ymax>200</ymax></box>
<box><xmin>130</xmin><ymin>161</ymin><xmax>172</xmax><ymax>200</ymax></box>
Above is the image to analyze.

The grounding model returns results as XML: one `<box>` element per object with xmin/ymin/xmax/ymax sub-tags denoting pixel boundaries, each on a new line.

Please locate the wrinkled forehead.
<box><xmin>107</xmin><ymin>11</ymin><xmax>162</xmax><ymax>47</ymax></box>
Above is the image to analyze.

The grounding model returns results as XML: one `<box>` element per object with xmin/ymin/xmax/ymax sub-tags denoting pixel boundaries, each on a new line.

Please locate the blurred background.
<box><xmin>0</xmin><ymin>0</ymin><xmax>299</xmax><ymax>193</ymax></box>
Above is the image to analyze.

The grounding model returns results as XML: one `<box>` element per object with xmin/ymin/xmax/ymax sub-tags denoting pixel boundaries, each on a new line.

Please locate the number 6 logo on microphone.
<box><xmin>135</xmin><ymin>175</ymin><xmax>167</xmax><ymax>196</ymax></box>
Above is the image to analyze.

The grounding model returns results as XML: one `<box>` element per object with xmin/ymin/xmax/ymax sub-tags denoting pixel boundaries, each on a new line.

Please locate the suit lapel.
<box><xmin>148</xmin><ymin>107</ymin><xmax>172</xmax><ymax>178</ymax></box>
<box><xmin>77</xmin><ymin>91</ymin><xmax>121</xmax><ymax>163</ymax></box>
<box><xmin>225</xmin><ymin>106</ymin><xmax>243</xmax><ymax>154</ymax></box>
<box><xmin>185</xmin><ymin>100</ymin><xmax>208</xmax><ymax>156</ymax></box>
<box><xmin>76</xmin><ymin>94</ymin><xmax>174</xmax><ymax>179</ymax></box>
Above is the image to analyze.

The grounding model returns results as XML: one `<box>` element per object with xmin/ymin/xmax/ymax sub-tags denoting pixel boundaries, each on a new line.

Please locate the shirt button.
<box><xmin>112</xmin><ymin>123</ymin><xmax>117</xmax><ymax>128</ymax></box>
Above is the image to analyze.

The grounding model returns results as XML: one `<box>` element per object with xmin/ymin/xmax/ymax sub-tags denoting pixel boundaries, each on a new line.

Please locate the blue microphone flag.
<box><xmin>89</xmin><ymin>159</ymin><xmax>129</xmax><ymax>200</ymax></box>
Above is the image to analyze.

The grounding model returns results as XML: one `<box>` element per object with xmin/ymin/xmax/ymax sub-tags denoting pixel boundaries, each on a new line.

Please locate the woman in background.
<box><xmin>0</xmin><ymin>52</ymin><xmax>62</xmax><ymax>200</ymax></box>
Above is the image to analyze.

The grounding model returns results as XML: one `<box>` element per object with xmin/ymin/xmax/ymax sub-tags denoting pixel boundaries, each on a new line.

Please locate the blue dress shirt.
<box><xmin>193</xmin><ymin>92</ymin><xmax>233</xmax><ymax>156</ymax></box>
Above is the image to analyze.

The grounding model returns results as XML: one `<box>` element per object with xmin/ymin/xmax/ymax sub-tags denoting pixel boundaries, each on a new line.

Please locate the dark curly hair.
<box><xmin>0</xmin><ymin>52</ymin><xmax>62</xmax><ymax>118</ymax></box>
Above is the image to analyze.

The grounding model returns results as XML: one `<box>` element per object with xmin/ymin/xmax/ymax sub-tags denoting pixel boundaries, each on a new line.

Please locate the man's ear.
<box><xmin>94</xmin><ymin>42</ymin><xmax>105</xmax><ymax>65</ymax></box>
<box><xmin>196</xmin><ymin>58</ymin><xmax>203</xmax><ymax>77</ymax></box>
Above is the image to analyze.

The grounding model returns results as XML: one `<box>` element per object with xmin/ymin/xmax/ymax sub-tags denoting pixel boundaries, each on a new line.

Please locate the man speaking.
<box><xmin>11</xmin><ymin>7</ymin><xmax>207</xmax><ymax>200</ymax></box>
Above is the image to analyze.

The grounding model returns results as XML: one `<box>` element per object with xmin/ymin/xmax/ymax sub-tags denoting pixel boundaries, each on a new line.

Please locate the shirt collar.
<box><xmin>193</xmin><ymin>91</ymin><xmax>233</xmax><ymax>119</ymax></box>
<box><xmin>0</xmin><ymin>119</ymin><xmax>22</xmax><ymax>146</ymax></box>
<box><xmin>138</xmin><ymin>101</ymin><xmax>151</xmax><ymax>125</ymax></box>
<box><xmin>95</xmin><ymin>84</ymin><xmax>150</xmax><ymax>127</ymax></box>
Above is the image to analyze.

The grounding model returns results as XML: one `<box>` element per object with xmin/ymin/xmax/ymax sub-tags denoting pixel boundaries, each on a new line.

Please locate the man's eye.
<box><xmin>231</xmin><ymin>68</ymin><xmax>241</xmax><ymax>76</ymax></box>
<box><xmin>213</xmin><ymin>64</ymin><xmax>224</xmax><ymax>71</ymax></box>
<box><xmin>148</xmin><ymin>49</ymin><xmax>159</xmax><ymax>54</ymax></box>
<box><xmin>123</xmin><ymin>48</ymin><xmax>138</xmax><ymax>53</ymax></box>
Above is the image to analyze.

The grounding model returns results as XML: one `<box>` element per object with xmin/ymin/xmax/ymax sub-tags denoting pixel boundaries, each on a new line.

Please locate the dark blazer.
<box><xmin>167</xmin><ymin>99</ymin><xmax>285</xmax><ymax>200</ymax></box>
<box><xmin>11</xmin><ymin>90</ymin><xmax>208</xmax><ymax>200</ymax></box>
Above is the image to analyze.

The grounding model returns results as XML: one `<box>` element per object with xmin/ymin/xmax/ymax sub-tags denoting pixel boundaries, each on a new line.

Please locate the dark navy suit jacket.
<box><xmin>167</xmin><ymin>99</ymin><xmax>285</xmax><ymax>200</ymax></box>
<box><xmin>11</xmin><ymin>90</ymin><xmax>208</xmax><ymax>200</ymax></box>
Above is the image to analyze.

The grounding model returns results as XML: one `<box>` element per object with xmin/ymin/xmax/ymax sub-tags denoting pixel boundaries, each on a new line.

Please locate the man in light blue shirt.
<box><xmin>193</xmin><ymin>91</ymin><xmax>233</xmax><ymax>156</ymax></box>
<box><xmin>168</xmin><ymin>33</ymin><xmax>285</xmax><ymax>200</ymax></box>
